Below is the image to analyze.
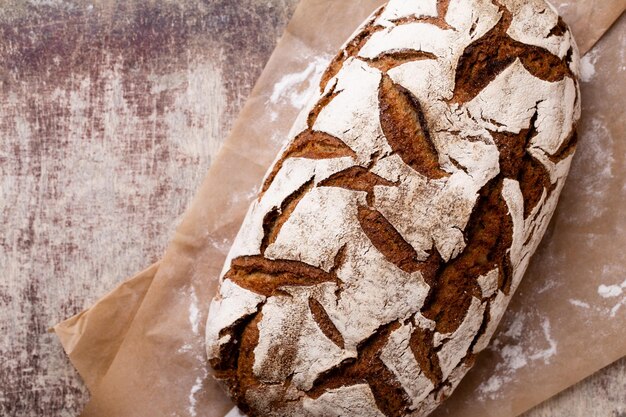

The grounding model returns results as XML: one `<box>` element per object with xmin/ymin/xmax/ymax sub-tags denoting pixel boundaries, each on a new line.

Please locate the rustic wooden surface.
<box><xmin>0</xmin><ymin>1</ymin><xmax>623</xmax><ymax>416</ymax></box>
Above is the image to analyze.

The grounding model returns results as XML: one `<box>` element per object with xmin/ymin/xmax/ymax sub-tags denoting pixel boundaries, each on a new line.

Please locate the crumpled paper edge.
<box><xmin>54</xmin><ymin>262</ymin><xmax>158</xmax><ymax>390</ymax></box>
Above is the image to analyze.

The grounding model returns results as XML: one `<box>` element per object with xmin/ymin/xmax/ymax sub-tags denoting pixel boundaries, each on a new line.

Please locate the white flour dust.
<box><xmin>499</xmin><ymin>345</ymin><xmax>528</xmax><ymax>370</ymax></box>
<box><xmin>565</xmin><ymin>117</ymin><xmax>614</xmax><ymax>224</ymax></box>
<box><xmin>528</xmin><ymin>318</ymin><xmax>558</xmax><ymax>362</ymax></box>
<box><xmin>536</xmin><ymin>278</ymin><xmax>559</xmax><ymax>294</ymax></box>
<box><xmin>598</xmin><ymin>280</ymin><xmax>626</xmax><ymax>298</ymax></box>
<box><xmin>565</xmin><ymin>277</ymin><xmax>626</xmax><ymax>318</ymax></box>
<box><xmin>268</xmin><ymin>55</ymin><xmax>332</xmax><ymax>120</ymax></box>
<box><xmin>184</xmin><ymin>278</ymin><xmax>217</xmax><ymax>417</ymax></box>
<box><xmin>598</xmin><ymin>279</ymin><xmax>626</xmax><ymax>317</ymax></box>
<box><xmin>478</xmin><ymin>313</ymin><xmax>558</xmax><ymax>400</ymax></box>
<box><xmin>503</xmin><ymin>314</ymin><xmax>525</xmax><ymax>339</ymax></box>
<box><xmin>568</xmin><ymin>299</ymin><xmax>590</xmax><ymax>309</ymax></box>
<box><xmin>207</xmin><ymin>236</ymin><xmax>236</xmax><ymax>258</ymax></box>
<box><xmin>481</xmin><ymin>271</ymin><xmax>625</xmax><ymax>401</ymax></box>
<box><xmin>184</xmin><ymin>286</ymin><xmax>205</xmax><ymax>416</ymax></box>
<box><xmin>188</xmin><ymin>376</ymin><xmax>203</xmax><ymax>417</ymax></box>
<box><xmin>229</xmin><ymin>185</ymin><xmax>260</xmax><ymax>206</ymax></box>
<box><xmin>189</xmin><ymin>285</ymin><xmax>200</xmax><ymax>335</ymax></box>
<box><xmin>184</xmin><ymin>305</ymin><xmax>211</xmax><ymax>417</ymax></box>
<box><xmin>178</xmin><ymin>343</ymin><xmax>193</xmax><ymax>354</ymax></box>
<box><xmin>579</xmin><ymin>50</ymin><xmax>598</xmax><ymax>82</ymax></box>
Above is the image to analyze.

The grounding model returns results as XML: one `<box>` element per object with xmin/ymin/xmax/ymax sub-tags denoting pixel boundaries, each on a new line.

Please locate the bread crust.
<box><xmin>206</xmin><ymin>0</ymin><xmax>581</xmax><ymax>415</ymax></box>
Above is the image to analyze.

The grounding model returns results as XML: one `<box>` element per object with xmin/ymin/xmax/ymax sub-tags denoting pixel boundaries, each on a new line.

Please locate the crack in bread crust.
<box><xmin>260</xmin><ymin>130</ymin><xmax>356</xmax><ymax>196</ymax></box>
<box><xmin>363</xmin><ymin>49</ymin><xmax>437</xmax><ymax>72</ymax></box>
<box><xmin>389</xmin><ymin>0</ymin><xmax>453</xmax><ymax>30</ymax></box>
<box><xmin>357</xmin><ymin>205</ymin><xmax>425</xmax><ymax>274</ymax></box>
<box><xmin>305</xmin><ymin>321</ymin><xmax>412</xmax><ymax>417</ymax></box>
<box><xmin>379</xmin><ymin>74</ymin><xmax>449</xmax><ymax>179</ymax></box>
<box><xmin>261</xmin><ymin>179</ymin><xmax>314</xmax><ymax>254</ymax></box>
<box><xmin>225</xmin><ymin>256</ymin><xmax>340</xmax><ymax>297</ymax></box>
<box><xmin>319</xmin><ymin>166</ymin><xmax>396</xmax><ymax>206</ymax></box>
<box><xmin>319</xmin><ymin>6</ymin><xmax>386</xmax><ymax>93</ymax></box>
<box><xmin>451</xmin><ymin>1</ymin><xmax>574</xmax><ymax>104</ymax></box>
<box><xmin>206</xmin><ymin>0</ymin><xmax>581</xmax><ymax>415</ymax></box>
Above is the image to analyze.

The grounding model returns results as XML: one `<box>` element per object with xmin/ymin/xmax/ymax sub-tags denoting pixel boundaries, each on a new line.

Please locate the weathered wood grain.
<box><xmin>0</xmin><ymin>1</ymin><xmax>623</xmax><ymax>416</ymax></box>
<box><xmin>0</xmin><ymin>0</ymin><xmax>298</xmax><ymax>415</ymax></box>
<box><xmin>523</xmin><ymin>357</ymin><xmax>626</xmax><ymax>417</ymax></box>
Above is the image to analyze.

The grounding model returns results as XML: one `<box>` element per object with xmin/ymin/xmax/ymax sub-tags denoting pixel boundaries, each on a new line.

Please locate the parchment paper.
<box><xmin>54</xmin><ymin>1</ymin><xmax>626</xmax><ymax>416</ymax></box>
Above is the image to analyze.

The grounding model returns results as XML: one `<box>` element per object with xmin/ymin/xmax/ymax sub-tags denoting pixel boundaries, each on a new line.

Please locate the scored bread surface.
<box><xmin>206</xmin><ymin>0</ymin><xmax>581</xmax><ymax>416</ymax></box>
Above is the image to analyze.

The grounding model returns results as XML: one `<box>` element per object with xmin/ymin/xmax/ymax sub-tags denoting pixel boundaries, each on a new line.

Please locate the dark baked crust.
<box><xmin>207</xmin><ymin>1</ymin><xmax>580</xmax><ymax>415</ymax></box>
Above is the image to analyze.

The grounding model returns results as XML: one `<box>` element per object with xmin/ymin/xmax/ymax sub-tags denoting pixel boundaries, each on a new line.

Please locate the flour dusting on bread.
<box><xmin>206</xmin><ymin>0</ymin><xmax>580</xmax><ymax>415</ymax></box>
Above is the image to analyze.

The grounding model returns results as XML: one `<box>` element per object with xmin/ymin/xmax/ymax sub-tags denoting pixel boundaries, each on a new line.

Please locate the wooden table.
<box><xmin>0</xmin><ymin>1</ymin><xmax>623</xmax><ymax>416</ymax></box>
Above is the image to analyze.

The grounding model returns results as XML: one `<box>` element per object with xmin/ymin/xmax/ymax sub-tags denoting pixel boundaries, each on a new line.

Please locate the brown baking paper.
<box><xmin>53</xmin><ymin>263</ymin><xmax>159</xmax><ymax>391</ymax></box>
<box><xmin>54</xmin><ymin>1</ymin><xmax>626</xmax><ymax>416</ymax></box>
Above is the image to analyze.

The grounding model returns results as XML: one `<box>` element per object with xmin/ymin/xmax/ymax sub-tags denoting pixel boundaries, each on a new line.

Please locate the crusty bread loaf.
<box><xmin>206</xmin><ymin>0</ymin><xmax>581</xmax><ymax>415</ymax></box>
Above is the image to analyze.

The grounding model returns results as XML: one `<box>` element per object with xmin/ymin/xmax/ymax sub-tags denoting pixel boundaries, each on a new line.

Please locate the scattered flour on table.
<box><xmin>189</xmin><ymin>285</ymin><xmax>200</xmax><ymax>335</ymax></box>
<box><xmin>598</xmin><ymin>280</ymin><xmax>626</xmax><ymax>298</ymax></box>
<box><xmin>246</xmin><ymin>186</ymin><xmax>259</xmax><ymax>200</ymax></box>
<box><xmin>499</xmin><ymin>345</ymin><xmax>528</xmax><ymax>370</ymax></box>
<box><xmin>480</xmin><ymin>279</ymin><xmax>625</xmax><ymax>400</ymax></box>
<box><xmin>185</xmin><ymin>286</ymin><xmax>213</xmax><ymax>416</ymax></box>
<box><xmin>564</xmin><ymin>117</ymin><xmax>614</xmax><ymax>224</ymax></box>
<box><xmin>568</xmin><ymin>299</ymin><xmax>590</xmax><ymax>309</ymax></box>
<box><xmin>268</xmin><ymin>55</ymin><xmax>332</xmax><ymax>120</ymax></box>
<box><xmin>598</xmin><ymin>279</ymin><xmax>626</xmax><ymax>317</ymax></box>
<box><xmin>229</xmin><ymin>185</ymin><xmax>260</xmax><ymax>205</ymax></box>
<box><xmin>565</xmin><ymin>277</ymin><xmax>625</xmax><ymax>318</ymax></box>
<box><xmin>528</xmin><ymin>318</ymin><xmax>558</xmax><ymax>362</ymax></box>
<box><xmin>186</xmin><ymin>362</ymin><xmax>210</xmax><ymax>417</ymax></box>
<box><xmin>478</xmin><ymin>375</ymin><xmax>504</xmax><ymax>396</ymax></box>
<box><xmin>503</xmin><ymin>314</ymin><xmax>525</xmax><ymax>339</ymax></box>
<box><xmin>536</xmin><ymin>278</ymin><xmax>559</xmax><ymax>294</ymax></box>
<box><xmin>188</xmin><ymin>376</ymin><xmax>203</xmax><ymax>417</ymax></box>
<box><xmin>478</xmin><ymin>314</ymin><xmax>558</xmax><ymax>400</ymax></box>
<box><xmin>610</xmin><ymin>302</ymin><xmax>624</xmax><ymax>317</ymax></box>
<box><xmin>178</xmin><ymin>343</ymin><xmax>193</xmax><ymax>354</ymax></box>
<box><xmin>579</xmin><ymin>49</ymin><xmax>599</xmax><ymax>82</ymax></box>
<box><xmin>207</xmin><ymin>236</ymin><xmax>236</xmax><ymax>257</ymax></box>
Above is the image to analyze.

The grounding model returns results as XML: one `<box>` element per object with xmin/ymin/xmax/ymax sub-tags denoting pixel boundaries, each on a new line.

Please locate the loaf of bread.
<box><xmin>206</xmin><ymin>0</ymin><xmax>580</xmax><ymax>415</ymax></box>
